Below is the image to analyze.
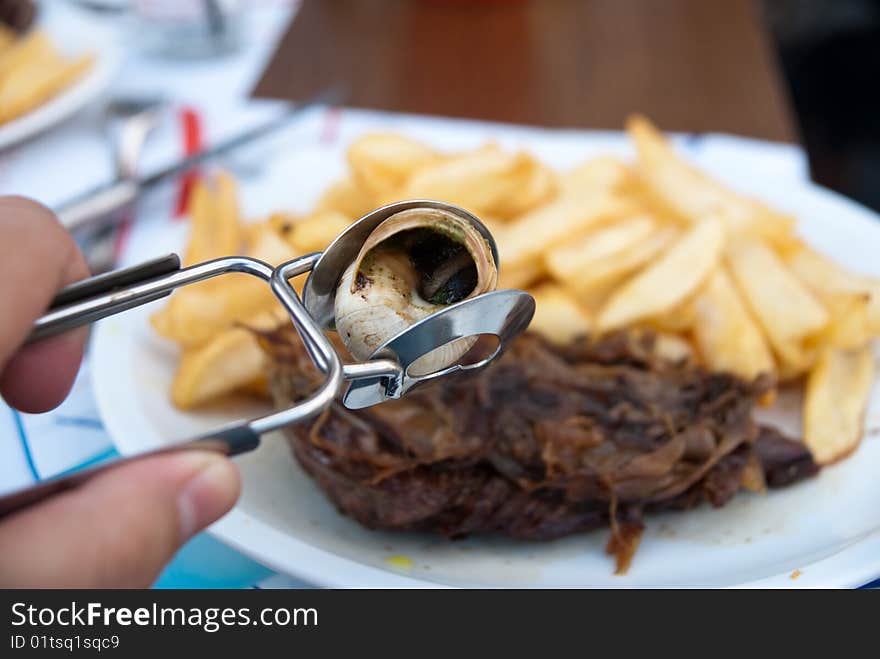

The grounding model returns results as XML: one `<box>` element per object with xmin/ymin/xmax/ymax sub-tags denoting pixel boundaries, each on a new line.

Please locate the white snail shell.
<box><xmin>334</xmin><ymin>207</ymin><xmax>498</xmax><ymax>376</ymax></box>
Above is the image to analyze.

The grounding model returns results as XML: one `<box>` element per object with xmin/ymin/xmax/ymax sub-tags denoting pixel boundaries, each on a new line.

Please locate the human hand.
<box><xmin>0</xmin><ymin>198</ymin><xmax>240</xmax><ymax>587</ymax></box>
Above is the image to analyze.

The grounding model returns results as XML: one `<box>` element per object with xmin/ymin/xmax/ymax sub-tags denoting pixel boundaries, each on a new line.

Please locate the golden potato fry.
<box><xmin>500</xmin><ymin>260</ymin><xmax>545</xmax><ymax>289</ymax></box>
<box><xmin>545</xmin><ymin>214</ymin><xmax>656</xmax><ymax>283</ymax></box>
<box><xmin>0</xmin><ymin>53</ymin><xmax>93</xmax><ymax>124</ymax></box>
<box><xmin>489</xmin><ymin>159</ymin><xmax>557</xmax><ymax>218</ymax></box>
<box><xmin>528</xmin><ymin>282</ymin><xmax>592</xmax><ymax>344</ymax></box>
<box><xmin>563</xmin><ymin>227</ymin><xmax>679</xmax><ymax>307</ymax></box>
<box><xmin>247</xmin><ymin>221</ymin><xmax>299</xmax><ymax>265</ymax></box>
<box><xmin>347</xmin><ymin>133</ymin><xmax>440</xmax><ymax>199</ymax></box>
<box><xmin>726</xmin><ymin>239</ymin><xmax>829</xmax><ymax>376</ymax></box>
<box><xmin>212</xmin><ymin>171</ymin><xmax>242</xmax><ymax>254</ymax></box>
<box><xmin>151</xmin><ymin>277</ymin><xmax>279</xmax><ymax>349</ymax></box>
<box><xmin>477</xmin><ymin>214</ymin><xmax>506</xmax><ymax>240</ymax></box>
<box><xmin>183</xmin><ymin>173</ymin><xmax>242</xmax><ymax>266</ymax></box>
<box><xmin>182</xmin><ymin>180</ymin><xmax>212</xmax><ymax>266</ymax></box>
<box><xmin>786</xmin><ymin>246</ymin><xmax>880</xmax><ymax>335</ymax></box>
<box><xmin>399</xmin><ymin>145</ymin><xmax>550</xmax><ymax>219</ymax></box>
<box><xmin>626</xmin><ymin>115</ymin><xmax>795</xmax><ymax>247</ymax></box>
<box><xmin>315</xmin><ymin>177</ymin><xmax>375</xmax><ymax>220</ymax></box>
<box><xmin>171</xmin><ymin>310</ymin><xmax>285</xmax><ymax>409</ymax></box>
<box><xmin>804</xmin><ymin>344</ymin><xmax>874</xmax><ymax>464</ymax></box>
<box><xmin>500</xmin><ymin>192</ymin><xmax>634</xmax><ymax>272</ymax></box>
<box><xmin>646</xmin><ymin>298</ymin><xmax>697</xmax><ymax>333</ymax></box>
<box><xmin>238</xmin><ymin>375</ymin><xmax>271</xmax><ymax>399</ymax></box>
<box><xmin>247</xmin><ymin>222</ymin><xmax>309</xmax><ymax>296</ymax></box>
<box><xmin>264</xmin><ymin>211</ymin><xmax>298</xmax><ymax>246</ymax></box>
<box><xmin>821</xmin><ymin>294</ymin><xmax>874</xmax><ymax>350</ymax></box>
<box><xmin>652</xmin><ymin>332</ymin><xmax>696</xmax><ymax>363</ymax></box>
<box><xmin>0</xmin><ymin>30</ymin><xmax>55</xmax><ymax>80</ymax></box>
<box><xmin>0</xmin><ymin>25</ymin><xmax>16</xmax><ymax>53</ymax></box>
<box><xmin>289</xmin><ymin>210</ymin><xmax>351</xmax><ymax>253</ymax></box>
<box><xmin>596</xmin><ymin>218</ymin><xmax>724</xmax><ymax>332</ymax></box>
<box><xmin>155</xmin><ymin>207</ymin><xmax>299</xmax><ymax>348</ymax></box>
<box><xmin>692</xmin><ymin>266</ymin><xmax>775</xmax><ymax>380</ymax></box>
<box><xmin>560</xmin><ymin>157</ymin><xmax>632</xmax><ymax>195</ymax></box>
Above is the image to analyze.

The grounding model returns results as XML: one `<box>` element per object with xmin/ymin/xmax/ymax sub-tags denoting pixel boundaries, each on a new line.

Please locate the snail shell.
<box><xmin>334</xmin><ymin>207</ymin><xmax>498</xmax><ymax>376</ymax></box>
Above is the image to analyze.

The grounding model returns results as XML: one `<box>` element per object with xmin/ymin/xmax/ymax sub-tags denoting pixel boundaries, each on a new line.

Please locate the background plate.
<box><xmin>0</xmin><ymin>4</ymin><xmax>121</xmax><ymax>151</ymax></box>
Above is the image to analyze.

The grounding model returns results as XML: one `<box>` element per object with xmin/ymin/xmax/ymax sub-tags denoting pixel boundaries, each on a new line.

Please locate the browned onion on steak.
<box><xmin>257</xmin><ymin>328</ymin><xmax>819</xmax><ymax>574</ymax></box>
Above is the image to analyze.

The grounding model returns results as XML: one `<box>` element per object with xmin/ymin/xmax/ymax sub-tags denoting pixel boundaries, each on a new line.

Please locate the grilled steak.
<box><xmin>261</xmin><ymin>328</ymin><xmax>819</xmax><ymax>572</ymax></box>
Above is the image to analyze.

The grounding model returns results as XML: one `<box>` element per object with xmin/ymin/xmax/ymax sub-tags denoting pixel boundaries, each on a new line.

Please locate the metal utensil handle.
<box><xmin>28</xmin><ymin>253</ymin><xmax>354</xmax><ymax>434</ymax></box>
<box><xmin>0</xmin><ymin>425</ymin><xmax>260</xmax><ymax>518</ymax></box>
<box><xmin>30</xmin><ymin>253</ymin><xmax>181</xmax><ymax>342</ymax></box>
<box><xmin>3</xmin><ymin>254</ymin><xmax>352</xmax><ymax>518</ymax></box>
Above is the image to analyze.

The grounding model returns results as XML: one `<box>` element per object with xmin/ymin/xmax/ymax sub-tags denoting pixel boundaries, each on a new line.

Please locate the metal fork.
<box><xmin>80</xmin><ymin>96</ymin><xmax>165</xmax><ymax>273</ymax></box>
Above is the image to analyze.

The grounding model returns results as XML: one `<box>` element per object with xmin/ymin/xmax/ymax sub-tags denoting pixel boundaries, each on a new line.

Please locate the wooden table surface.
<box><xmin>254</xmin><ymin>0</ymin><xmax>798</xmax><ymax>142</ymax></box>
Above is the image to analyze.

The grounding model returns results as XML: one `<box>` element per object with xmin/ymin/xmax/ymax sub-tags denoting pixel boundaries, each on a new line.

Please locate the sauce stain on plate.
<box><xmin>384</xmin><ymin>555</ymin><xmax>414</xmax><ymax>571</ymax></box>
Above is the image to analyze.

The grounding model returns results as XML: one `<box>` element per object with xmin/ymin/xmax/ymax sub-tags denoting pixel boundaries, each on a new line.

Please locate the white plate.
<box><xmin>0</xmin><ymin>5</ymin><xmax>121</xmax><ymax>150</ymax></box>
<box><xmin>91</xmin><ymin>125</ymin><xmax>880</xmax><ymax>588</ymax></box>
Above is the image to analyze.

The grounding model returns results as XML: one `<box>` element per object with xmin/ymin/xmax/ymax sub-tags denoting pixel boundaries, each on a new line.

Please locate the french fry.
<box><xmin>821</xmin><ymin>294</ymin><xmax>874</xmax><ymax>350</ymax></box>
<box><xmin>804</xmin><ymin>345</ymin><xmax>874</xmax><ymax>464</ymax></box>
<box><xmin>726</xmin><ymin>239</ymin><xmax>829</xmax><ymax>376</ymax></box>
<box><xmin>489</xmin><ymin>159</ymin><xmax>557</xmax><ymax>219</ymax></box>
<box><xmin>692</xmin><ymin>267</ymin><xmax>775</xmax><ymax>380</ymax></box>
<box><xmin>247</xmin><ymin>222</ymin><xmax>300</xmax><ymax>265</ymax></box>
<box><xmin>626</xmin><ymin>115</ymin><xmax>796</xmax><ymax>248</ymax></box>
<box><xmin>0</xmin><ymin>53</ymin><xmax>93</xmax><ymax>124</ymax></box>
<box><xmin>786</xmin><ymin>246</ymin><xmax>880</xmax><ymax>334</ymax></box>
<box><xmin>182</xmin><ymin>180</ymin><xmax>212</xmax><ymax>266</ymax></box>
<box><xmin>563</xmin><ymin>227</ymin><xmax>678</xmax><ymax>306</ymax></box>
<box><xmin>171</xmin><ymin>310</ymin><xmax>285</xmax><ymax>409</ymax></box>
<box><xmin>646</xmin><ymin>298</ymin><xmax>697</xmax><ymax>334</ymax></box>
<box><xmin>652</xmin><ymin>332</ymin><xmax>695</xmax><ymax>363</ymax></box>
<box><xmin>212</xmin><ymin>171</ymin><xmax>242</xmax><ymax>256</ymax></box>
<box><xmin>499</xmin><ymin>259</ymin><xmax>545</xmax><ymax>290</ymax></box>
<box><xmin>265</xmin><ymin>211</ymin><xmax>299</xmax><ymax>245</ymax></box>
<box><xmin>0</xmin><ymin>31</ymin><xmax>56</xmax><ymax>80</ymax></box>
<box><xmin>238</xmin><ymin>375</ymin><xmax>271</xmax><ymax>399</ymax></box>
<box><xmin>560</xmin><ymin>157</ymin><xmax>632</xmax><ymax>196</ymax></box>
<box><xmin>289</xmin><ymin>210</ymin><xmax>351</xmax><ymax>253</ymax></box>
<box><xmin>545</xmin><ymin>214</ymin><xmax>656</xmax><ymax>283</ymax></box>
<box><xmin>151</xmin><ymin>277</ymin><xmax>279</xmax><ymax>348</ymax></box>
<box><xmin>247</xmin><ymin>222</ymin><xmax>308</xmax><ymax>297</ymax></box>
<box><xmin>596</xmin><ymin>218</ymin><xmax>724</xmax><ymax>332</ymax></box>
<box><xmin>153</xmin><ymin>220</ymin><xmax>297</xmax><ymax>348</ymax></box>
<box><xmin>398</xmin><ymin>145</ymin><xmax>551</xmax><ymax>219</ymax></box>
<box><xmin>183</xmin><ymin>173</ymin><xmax>243</xmax><ymax>266</ymax></box>
<box><xmin>500</xmin><ymin>192</ymin><xmax>634</xmax><ymax>272</ymax></box>
<box><xmin>0</xmin><ymin>25</ymin><xmax>17</xmax><ymax>53</ymax></box>
<box><xmin>315</xmin><ymin>177</ymin><xmax>375</xmax><ymax>220</ymax></box>
<box><xmin>528</xmin><ymin>283</ymin><xmax>592</xmax><ymax>344</ymax></box>
<box><xmin>347</xmin><ymin>133</ymin><xmax>440</xmax><ymax>199</ymax></box>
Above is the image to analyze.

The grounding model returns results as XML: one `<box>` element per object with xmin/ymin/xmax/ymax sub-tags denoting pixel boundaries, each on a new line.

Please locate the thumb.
<box><xmin>0</xmin><ymin>450</ymin><xmax>240</xmax><ymax>588</ymax></box>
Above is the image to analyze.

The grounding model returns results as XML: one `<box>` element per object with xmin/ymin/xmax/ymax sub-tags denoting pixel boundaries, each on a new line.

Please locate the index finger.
<box><xmin>0</xmin><ymin>197</ymin><xmax>90</xmax><ymax>412</ymax></box>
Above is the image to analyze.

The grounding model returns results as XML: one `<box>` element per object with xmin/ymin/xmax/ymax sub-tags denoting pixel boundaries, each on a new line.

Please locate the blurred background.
<box><xmin>253</xmin><ymin>0</ymin><xmax>880</xmax><ymax>213</ymax></box>
<box><xmin>1</xmin><ymin>0</ymin><xmax>877</xmax><ymax>211</ymax></box>
<box><xmin>763</xmin><ymin>0</ymin><xmax>880</xmax><ymax>212</ymax></box>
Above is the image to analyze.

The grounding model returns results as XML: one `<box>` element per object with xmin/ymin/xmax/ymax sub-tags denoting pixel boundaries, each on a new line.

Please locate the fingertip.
<box><xmin>0</xmin><ymin>328</ymin><xmax>87</xmax><ymax>412</ymax></box>
<box><xmin>0</xmin><ymin>450</ymin><xmax>242</xmax><ymax>587</ymax></box>
<box><xmin>176</xmin><ymin>453</ymin><xmax>242</xmax><ymax>541</ymax></box>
